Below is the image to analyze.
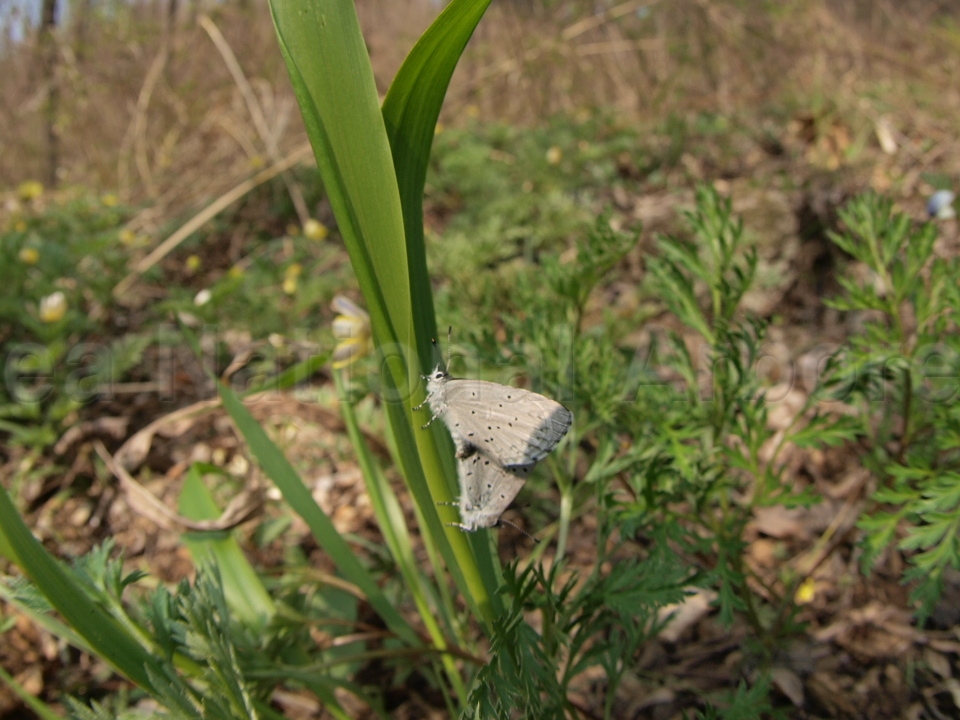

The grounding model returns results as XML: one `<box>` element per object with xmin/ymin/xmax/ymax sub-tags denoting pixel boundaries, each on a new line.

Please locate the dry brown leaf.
<box><xmin>658</xmin><ymin>589</ymin><xmax>716</xmax><ymax>643</ymax></box>
<box><xmin>752</xmin><ymin>505</ymin><xmax>808</xmax><ymax>540</ymax></box>
<box><xmin>95</xmin><ymin>441</ymin><xmax>262</xmax><ymax>532</ymax></box>
<box><xmin>114</xmin><ymin>398</ymin><xmax>220</xmax><ymax>469</ymax></box>
<box><xmin>771</xmin><ymin>666</ymin><xmax>805</xmax><ymax>707</ymax></box>
<box><xmin>924</xmin><ymin>647</ymin><xmax>952</xmax><ymax>680</ymax></box>
<box><xmin>54</xmin><ymin>416</ymin><xmax>130</xmax><ymax>455</ymax></box>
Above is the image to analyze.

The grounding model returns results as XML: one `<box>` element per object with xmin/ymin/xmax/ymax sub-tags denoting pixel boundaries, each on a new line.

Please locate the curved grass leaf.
<box><xmin>178</xmin><ymin>465</ymin><xmax>276</xmax><ymax>627</ymax></box>
<box><xmin>269</xmin><ymin>0</ymin><xmax>499</xmax><ymax>624</ymax></box>
<box><xmin>217</xmin><ymin>380</ymin><xmax>421</xmax><ymax>646</ymax></box>
<box><xmin>382</xmin><ymin>0</ymin><xmax>493</xmax><ymax>368</ymax></box>
<box><xmin>335</xmin><ymin>371</ymin><xmax>467</xmax><ymax>703</ymax></box>
<box><xmin>382</xmin><ymin>0</ymin><xmax>503</xmax><ymax>620</ymax></box>
<box><xmin>0</xmin><ymin>484</ymin><xmax>162</xmax><ymax>691</ymax></box>
<box><xmin>0</xmin><ymin>662</ymin><xmax>61</xmax><ymax>720</ymax></box>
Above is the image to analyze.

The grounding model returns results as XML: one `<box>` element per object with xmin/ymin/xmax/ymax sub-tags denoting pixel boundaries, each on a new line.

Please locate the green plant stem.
<box><xmin>335</xmin><ymin>371</ymin><xmax>467</xmax><ymax>703</ymax></box>
<box><xmin>555</xmin><ymin>477</ymin><xmax>573</xmax><ymax>563</ymax></box>
<box><xmin>0</xmin><ymin>663</ymin><xmax>61</xmax><ymax>720</ymax></box>
<box><xmin>726</xmin><ymin>528</ymin><xmax>766</xmax><ymax>640</ymax></box>
<box><xmin>899</xmin><ymin>367</ymin><xmax>913</xmax><ymax>463</ymax></box>
<box><xmin>269</xmin><ymin>0</ymin><xmax>500</xmax><ymax>627</ymax></box>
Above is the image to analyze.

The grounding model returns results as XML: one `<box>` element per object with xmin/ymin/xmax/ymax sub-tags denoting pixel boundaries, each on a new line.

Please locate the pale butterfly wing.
<box><xmin>456</xmin><ymin>453</ymin><xmax>533</xmax><ymax>531</ymax></box>
<box><xmin>429</xmin><ymin>373</ymin><xmax>572</xmax><ymax>466</ymax></box>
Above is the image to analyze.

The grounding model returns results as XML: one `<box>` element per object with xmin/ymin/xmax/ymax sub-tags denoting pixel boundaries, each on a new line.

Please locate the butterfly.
<box><xmin>417</xmin><ymin>366</ymin><xmax>572</xmax><ymax>466</ymax></box>
<box><xmin>415</xmin><ymin>364</ymin><xmax>572</xmax><ymax>531</ymax></box>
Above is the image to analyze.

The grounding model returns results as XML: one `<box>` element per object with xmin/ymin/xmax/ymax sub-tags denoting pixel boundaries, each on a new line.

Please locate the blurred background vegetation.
<box><xmin>4</xmin><ymin>0</ymin><xmax>960</xmax><ymax>718</ymax></box>
<box><xmin>3</xmin><ymin>0</ymin><xmax>959</xmax><ymax>197</ymax></box>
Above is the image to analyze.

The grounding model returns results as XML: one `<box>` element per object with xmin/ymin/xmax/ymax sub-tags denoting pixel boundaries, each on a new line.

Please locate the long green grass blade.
<box><xmin>269</xmin><ymin>0</ymin><xmax>495</xmax><ymax>623</ymax></box>
<box><xmin>0</xmin><ymin>663</ymin><xmax>61</xmax><ymax>720</ymax></box>
<box><xmin>0</xmin><ymin>485</ymin><xmax>162</xmax><ymax>691</ymax></box>
<box><xmin>178</xmin><ymin>465</ymin><xmax>276</xmax><ymax>626</ymax></box>
<box><xmin>382</xmin><ymin>0</ymin><xmax>493</xmax><ymax>367</ymax></box>
<box><xmin>268</xmin><ymin>0</ymin><xmax>411</xmax><ymax>356</ymax></box>
<box><xmin>335</xmin><ymin>371</ymin><xmax>466</xmax><ymax>703</ymax></box>
<box><xmin>381</xmin><ymin>0</ymin><xmax>502</xmax><ymax>616</ymax></box>
<box><xmin>217</xmin><ymin>380</ymin><xmax>421</xmax><ymax>646</ymax></box>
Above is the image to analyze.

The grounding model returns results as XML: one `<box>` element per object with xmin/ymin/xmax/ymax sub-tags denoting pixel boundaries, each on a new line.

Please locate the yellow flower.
<box><xmin>331</xmin><ymin>295</ymin><xmax>372</xmax><ymax>369</ymax></box>
<box><xmin>794</xmin><ymin>577</ymin><xmax>816</xmax><ymax>605</ymax></box>
<box><xmin>19</xmin><ymin>247</ymin><xmax>39</xmax><ymax>264</ymax></box>
<box><xmin>302</xmin><ymin>218</ymin><xmax>328</xmax><ymax>241</ymax></box>
<box><xmin>545</xmin><ymin>146</ymin><xmax>563</xmax><ymax>165</ymax></box>
<box><xmin>228</xmin><ymin>265</ymin><xmax>244</xmax><ymax>279</ymax></box>
<box><xmin>282</xmin><ymin>264</ymin><xmax>301</xmax><ymax>295</ymax></box>
<box><xmin>119</xmin><ymin>229</ymin><xmax>137</xmax><ymax>245</ymax></box>
<box><xmin>17</xmin><ymin>181</ymin><xmax>43</xmax><ymax>201</ymax></box>
<box><xmin>250</xmin><ymin>155</ymin><xmax>265</xmax><ymax>170</ymax></box>
<box><xmin>101</xmin><ymin>193</ymin><xmax>119</xmax><ymax>207</ymax></box>
<box><xmin>39</xmin><ymin>291</ymin><xmax>67</xmax><ymax>323</ymax></box>
<box><xmin>185</xmin><ymin>254</ymin><xmax>202</xmax><ymax>272</ymax></box>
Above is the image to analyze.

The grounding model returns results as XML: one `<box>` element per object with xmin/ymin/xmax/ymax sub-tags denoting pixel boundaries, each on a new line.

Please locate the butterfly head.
<box><xmin>424</xmin><ymin>365</ymin><xmax>449</xmax><ymax>398</ymax></box>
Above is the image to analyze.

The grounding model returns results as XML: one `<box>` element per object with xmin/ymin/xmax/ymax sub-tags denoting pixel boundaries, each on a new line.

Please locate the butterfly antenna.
<box><xmin>446</xmin><ymin>326</ymin><xmax>453</xmax><ymax>373</ymax></box>
<box><xmin>498</xmin><ymin>518</ymin><xmax>540</xmax><ymax>544</ymax></box>
<box><xmin>429</xmin><ymin>336</ymin><xmax>446</xmax><ymax>374</ymax></box>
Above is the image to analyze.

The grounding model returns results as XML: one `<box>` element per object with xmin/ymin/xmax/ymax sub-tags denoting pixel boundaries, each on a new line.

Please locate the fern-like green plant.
<box><xmin>627</xmin><ymin>186</ymin><xmax>844</xmax><ymax>653</ymax></box>
<box><xmin>825</xmin><ymin>192</ymin><xmax>960</xmax><ymax>620</ymax></box>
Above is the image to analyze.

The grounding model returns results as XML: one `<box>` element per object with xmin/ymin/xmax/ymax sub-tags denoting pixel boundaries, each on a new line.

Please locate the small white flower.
<box><xmin>302</xmin><ymin>219</ymin><xmax>328</xmax><ymax>241</ymax></box>
<box><xmin>194</xmin><ymin>289</ymin><xmax>212</xmax><ymax>306</ymax></box>
<box><xmin>331</xmin><ymin>295</ymin><xmax>372</xmax><ymax>369</ymax></box>
<box><xmin>39</xmin><ymin>291</ymin><xmax>67</xmax><ymax>323</ymax></box>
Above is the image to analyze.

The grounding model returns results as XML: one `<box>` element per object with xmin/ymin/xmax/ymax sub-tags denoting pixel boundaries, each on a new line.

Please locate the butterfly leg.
<box><xmin>419</xmin><ymin>410</ymin><xmax>442</xmax><ymax>429</ymax></box>
<box><xmin>445</xmin><ymin>522</ymin><xmax>476</xmax><ymax>532</ymax></box>
<box><xmin>412</xmin><ymin>373</ymin><xmax>435</xmax><ymax>411</ymax></box>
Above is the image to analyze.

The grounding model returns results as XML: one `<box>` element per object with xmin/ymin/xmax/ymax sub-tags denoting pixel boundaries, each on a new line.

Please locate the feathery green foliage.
<box><xmin>825</xmin><ymin>193</ymin><xmax>960</xmax><ymax>620</ymax></box>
